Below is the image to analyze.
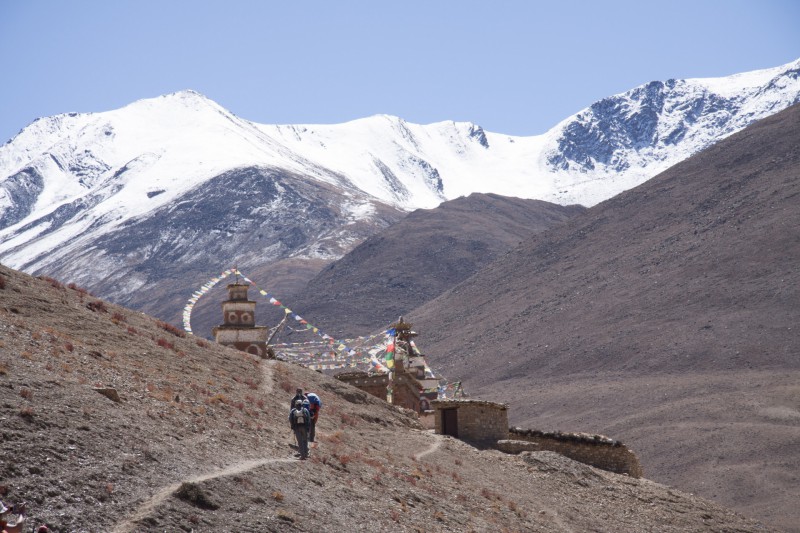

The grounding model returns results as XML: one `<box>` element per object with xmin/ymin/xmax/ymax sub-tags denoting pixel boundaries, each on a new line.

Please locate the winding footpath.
<box><xmin>113</xmin><ymin>357</ymin><xmax>283</xmax><ymax>532</ymax></box>
<box><xmin>112</xmin><ymin>357</ymin><xmax>451</xmax><ymax>532</ymax></box>
<box><xmin>111</xmin><ymin>456</ymin><xmax>295</xmax><ymax>533</ymax></box>
<box><xmin>412</xmin><ymin>433</ymin><xmax>442</xmax><ymax>461</ymax></box>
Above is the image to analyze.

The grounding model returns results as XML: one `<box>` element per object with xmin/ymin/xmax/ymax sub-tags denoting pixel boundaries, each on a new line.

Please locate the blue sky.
<box><xmin>1</xmin><ymin>0</ymin><xmax>798</xmax><ymax>143</ymax></box>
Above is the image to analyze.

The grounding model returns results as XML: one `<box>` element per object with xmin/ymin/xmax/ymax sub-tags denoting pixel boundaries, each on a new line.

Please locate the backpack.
<box><xmin>293</xmin><ymin>408</ymin><xmax>306</xmax><ymax>425</ymax></box>
<box><xmin>306</xmin><ymin>393</ymin><xmax>321</xmax><ymax>415</ymax></box>
<box><xmin>306</xmin><ymin>393</ymin><xmax>321</xmax><ymax>408</ymax></box>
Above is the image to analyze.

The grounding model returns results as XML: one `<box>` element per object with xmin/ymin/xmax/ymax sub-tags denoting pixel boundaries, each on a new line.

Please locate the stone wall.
<box><xmin>220</xmin><ymin>301</ymin><xmax>257</xmax><ymax>326</ymax></box>
<box><xmin>336</xmin><ymin>373</ymin><xmax>389</xmax><ymax>401</ymax></box>
<box><xmin>337</xmin><ymin>370</ymin><xmax>423</xmax><ymax>412</ymax></box>
<box><xmin>393</xmin><ymin>373</ymin><xmax>421</xmax><ymax>412</ymax></box>
<box><xmin>507</xmin><ymin>428</ymin><xmax>643</xmax><ymax>478</ymax></box>
<box><xmin>214</xmin><ymin>326</ymin><xmax>268</xmax><ymax>357</ymax></box>
<box><xmin>214</xmin><ymin>327</ymin><xmax>268</xmax><ymax>345</ymax></box>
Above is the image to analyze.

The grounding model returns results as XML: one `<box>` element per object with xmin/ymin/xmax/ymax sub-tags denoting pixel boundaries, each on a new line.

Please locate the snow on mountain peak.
<box><xmin>122</xmin><ymin>89</ymin><xmax>229</xmax><ymax>117</ymax></box>
<box><xmin>690</xmin><ymin>58</ymin><xmax>800</xmax><ymax>97</ymax></box>
<box><xmin>1</xmin><ymin>59</ymin><xmax>799</xmax><ymax>270</ymax></box>
<box><xmin>542</xmin><ymin>57</ymin><xmax>800</xmax><ymax>205</ymax></box>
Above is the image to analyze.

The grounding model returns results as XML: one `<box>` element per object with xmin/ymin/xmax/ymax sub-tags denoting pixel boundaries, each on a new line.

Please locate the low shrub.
<box><xmin>158</xmin><ymin>320</ymin><xmax>186</xmax><ymax>338</ymax></box>
<box><xmin>87</xmin><ymin>300</ymin><xmax>108</xmax><ymax>313</ymax></box>
<box><xmin>39</xmin><ymin>275</ymin><xmax>64</xmax><ymax>289</ymax></box>
<box><xmin>67</xmin><ymin>282</ymin><xmax>89</xmax><ymax>295</ymax></box>
<box><xmin>156</xmin><ymin>338</ymin><xmax>175</xmax><ymax>351</ymax></box>
<box><xmin>208</xmin><ymin>393</ymin><xmax>229</xmax><ymax>405</ymax></box>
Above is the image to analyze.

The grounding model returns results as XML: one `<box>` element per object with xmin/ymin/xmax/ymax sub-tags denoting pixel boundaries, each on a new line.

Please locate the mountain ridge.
<box><xmin>406</xmin><ymin>102</ymin><xmax>800</xmax><ymax>532</ymax></box>
<box><xmin>285</xmin><ymin>193</ymin><xmax>586</xmax><ymax>338</ymax></box>
<box><xmin>0</xmin><ymin>58</ymin><xmax>798</xmax><ymax>334</ymax></box>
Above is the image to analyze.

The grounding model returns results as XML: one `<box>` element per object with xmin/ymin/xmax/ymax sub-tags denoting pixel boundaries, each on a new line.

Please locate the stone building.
<box><xmin>430</xmin><ymin>399</ymin><xmax>509</xmax><ymax>447</ymax></box>
<box><xmin>430</xmin><ymin>399</ymin><xmax>644</xmax><ymax>477</ymax></box>
<box><xmin>406</xmin><ymin>355</ymin><xmax>440</xmax><ymax>409</ymax></box>
<box><xmin>336</xmin><ymin>357</ymin><xmax>425</xmax><ymax>412</ymax></box>
<box><xmin>212</xmin><ymin>282</ymin><xmax>269</xmax><ymax>357</ymax></box>
<box><xmin>336</xmin><ymin>317</ymin><xmax>436</xmax><ymax>413</ymax></box>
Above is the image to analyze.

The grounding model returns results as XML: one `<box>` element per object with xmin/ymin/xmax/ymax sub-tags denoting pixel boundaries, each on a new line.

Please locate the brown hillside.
<box><xmin>0</xmin><ymin>264</ymin><xmax>764</xmax><ymax>532</ymax></box>
<box><xmin>288</xmin><ymin>193</ymin><xmax>584</xmax><ymax>338</ymax></box>
<box><xmin>410</xmin><ymin>103</ymin><xmax>800</xmax><ymax>531</ymax></box>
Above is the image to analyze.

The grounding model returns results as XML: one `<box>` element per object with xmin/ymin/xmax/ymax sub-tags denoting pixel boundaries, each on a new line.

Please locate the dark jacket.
<box><xmin>290</xmin><ymin>393</ymin><xmax>306</xmax><ymax>409</ymax></box>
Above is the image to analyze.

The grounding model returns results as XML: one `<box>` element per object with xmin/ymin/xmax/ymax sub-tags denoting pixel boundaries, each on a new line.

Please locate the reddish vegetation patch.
<box><xmin>87</xmin><ymin>300</ymin><xmax>108</xmax><ymax>313</ymax></box>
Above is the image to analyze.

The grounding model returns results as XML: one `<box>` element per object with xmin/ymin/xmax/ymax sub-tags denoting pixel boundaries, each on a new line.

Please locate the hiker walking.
<box><xmin>305</xmin><ymin>392</ymin><xmax>322</xmax><ymax>444</ymax></box>
<box><xmin>290</xmin><ymin>388</ymin><xmax>306</xmax><ymax>409</ymax></box>
<box><xmin>289</xmin><ymin>399</ymin><xmax>311</xmax><ymax>460</ymax></box>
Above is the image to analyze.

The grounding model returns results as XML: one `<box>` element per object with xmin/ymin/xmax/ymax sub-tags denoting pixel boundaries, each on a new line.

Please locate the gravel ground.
<box><xmin>0</xmin><ymin>265</ymin><xmax>768</xmax><ymax>532</ymax></box>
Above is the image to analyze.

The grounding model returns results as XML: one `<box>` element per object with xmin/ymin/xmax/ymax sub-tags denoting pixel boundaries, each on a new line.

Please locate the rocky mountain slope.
<box><xmin>0</xmin><ymin>264</ymin><xmax>765</xmax><ymax>532</ymax></box>
<box><xmin>285</xmin><ymin>193</ymin><xmax>585</xmax><ymax>337</ymax></box>
<box><xmin>48</xmin><ymin>166</ymin><xmax>405</xmax><ymax>333</ymax></box>
<box><xmin>408</xmin><ymin>103</ymin><xmax>800</xmax><ymax>531</ymax></box>
<box><xmin>0</xmin><ymin>59</ymin><xmax>798</xmax><ymax>330</ymax></box>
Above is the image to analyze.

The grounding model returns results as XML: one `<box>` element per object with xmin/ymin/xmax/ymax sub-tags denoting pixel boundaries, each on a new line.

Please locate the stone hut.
<box><xmin>431</xmin><ymin>399</ymin><xmax>508</xmax><ymax>447</ymax></box>
<box><xmin>212</xmin><ymin>282</ymin><xmax>269</xmax><ymax>357</ymax></box>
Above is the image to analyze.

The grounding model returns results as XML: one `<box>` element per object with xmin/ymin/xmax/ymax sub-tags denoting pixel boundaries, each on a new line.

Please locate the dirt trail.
<box><xmin>412</xmin><ymin>433</ymin><xmax>442</xmax><ymax>461</ymax></box>
<box><xmin>114</xmin><ymin>358</ymin><xmax>284</xmax><ymax>532</ymax></box>
<box><xmin>261</xmin><ymin>358</ymin><xmax>275</xmax><ymax>394</ymax></box>
<box><xmin>112</xmin><ymin>457</ymin><xmax>295</xmax><ymax>533</ymax></box>
<box><xmin>114</xmin><ymin>361</ymin><xmax>452</xmax><ymax>532</ymax></box>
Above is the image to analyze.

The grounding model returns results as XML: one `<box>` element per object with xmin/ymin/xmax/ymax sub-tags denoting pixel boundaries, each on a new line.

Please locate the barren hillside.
<box><xmin>410</xmin><ymin>103</ymin><xmax>800</xmax><ymax>531</ymax></box>
<box><xmin>0</xmin><ymin>264</ymin><xmax>765</xmax><ymax>532</ymax></box>
<box><xmin>289</xmin><ymin>193</ymin><xmax>585</xmax><ymax>338</ymax></box>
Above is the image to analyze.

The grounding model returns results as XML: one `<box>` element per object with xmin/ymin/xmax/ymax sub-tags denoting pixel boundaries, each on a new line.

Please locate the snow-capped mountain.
<box><xmin>546</xmin><ymin>59</ymin><xmax>800</xmax><ymax>204</ymax></box>
<box><xmin>0</xmin><ymin>58</ymin><xmax>798</xmax><ymax>326</ymax></box>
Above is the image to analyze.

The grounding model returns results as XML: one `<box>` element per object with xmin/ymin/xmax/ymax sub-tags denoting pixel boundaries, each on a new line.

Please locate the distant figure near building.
<box><xmin>212</xmin><ymin>282</ymin><xmax>269</xmax><ymax>357</ymax></box>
